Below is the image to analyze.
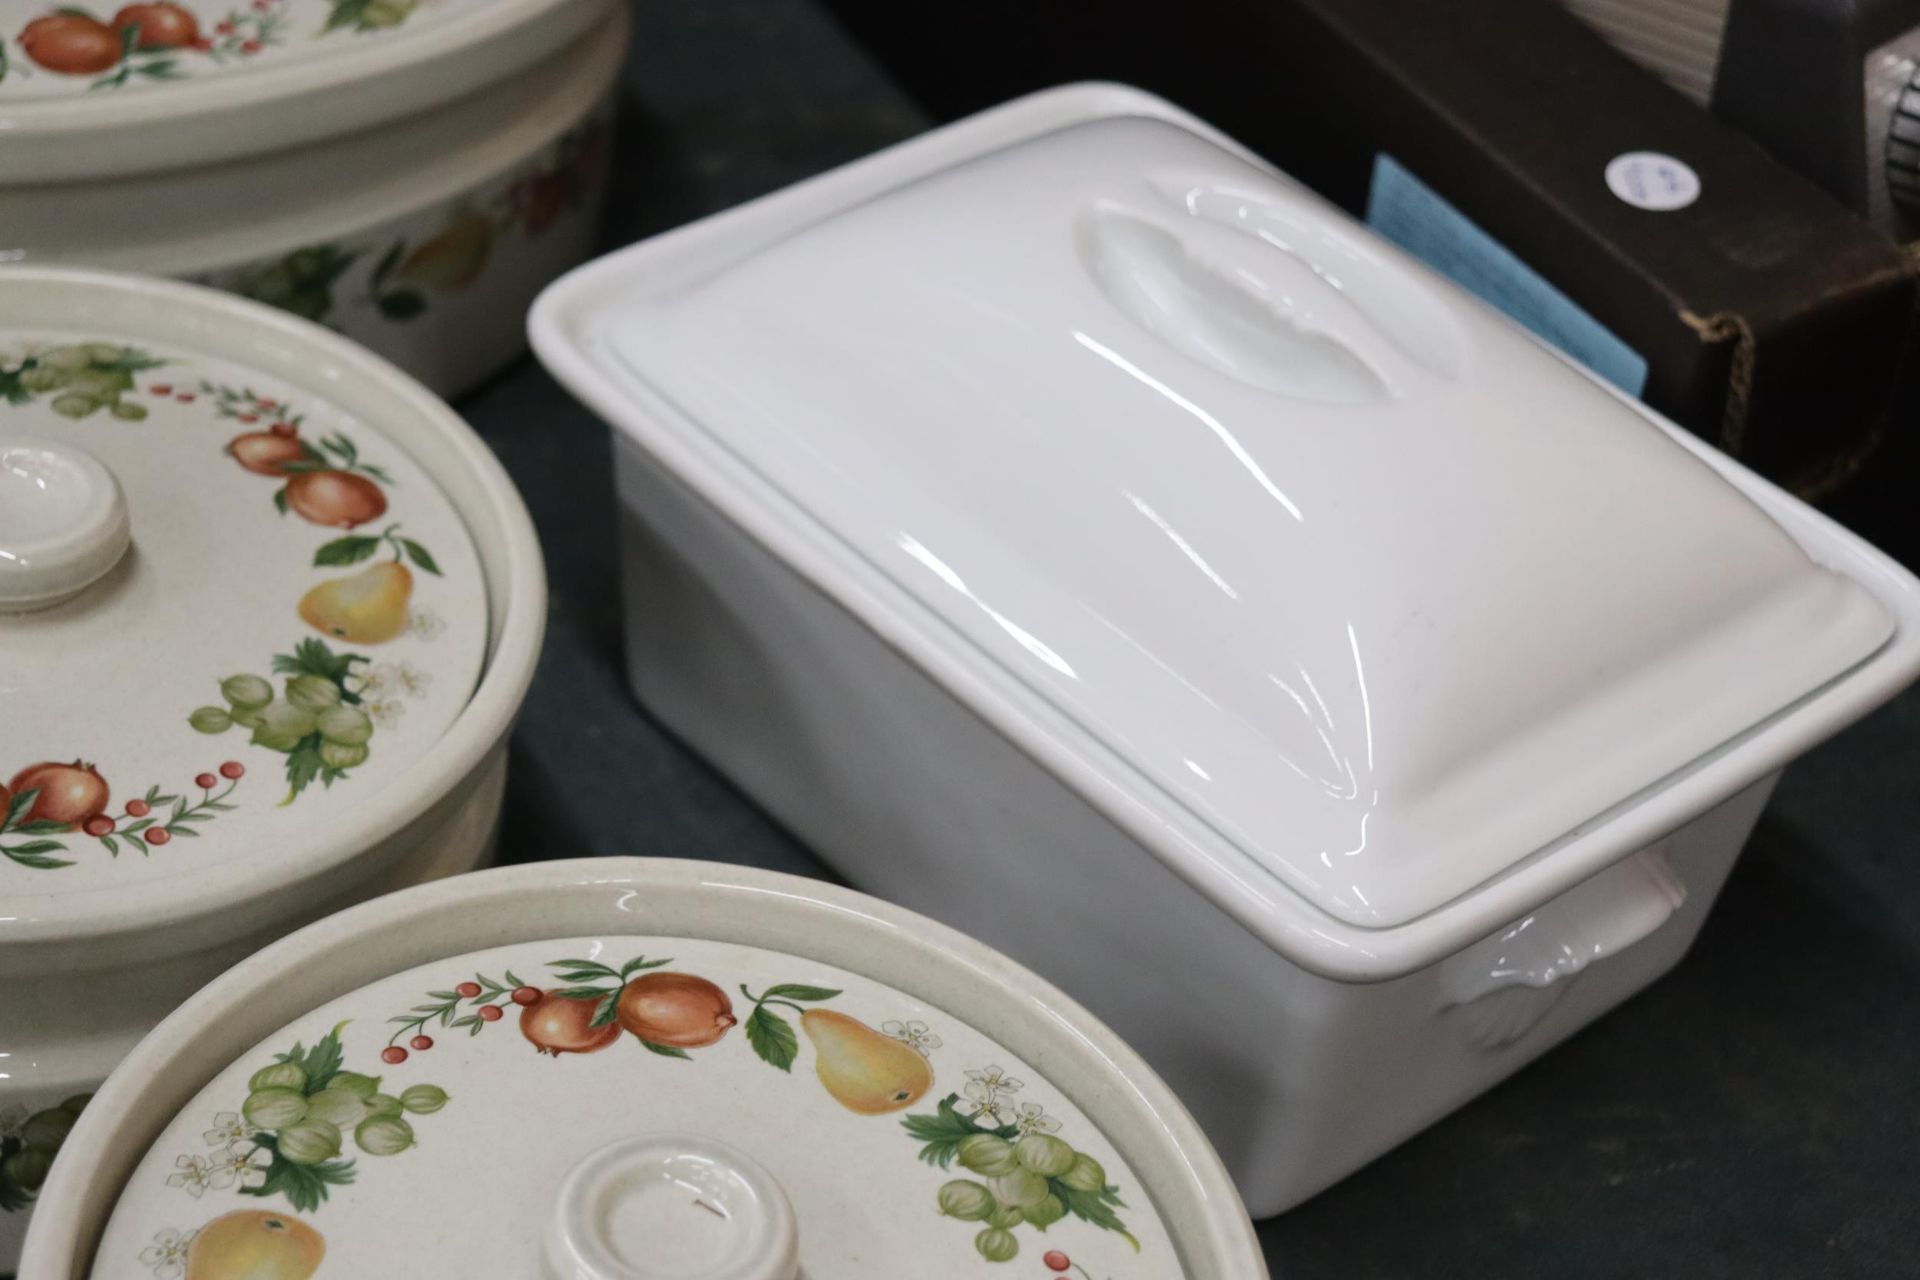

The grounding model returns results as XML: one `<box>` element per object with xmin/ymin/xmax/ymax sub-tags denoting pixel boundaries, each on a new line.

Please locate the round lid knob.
<box><xmin>543</xmin><ymin>1135</ymin><xmax>800</xmax><ymax>1280</ymax></box>
<box><xmin>0</xmin><ymin>435</ymin><xmax>131</xmax><ymax>613</ymax></box>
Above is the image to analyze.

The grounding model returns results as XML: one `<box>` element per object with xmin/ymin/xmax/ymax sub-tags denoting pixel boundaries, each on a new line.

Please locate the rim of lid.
<box><xmin>0</xmin><ymin>0</ymin><xmax>618</xmax><ymax>185</ymax></box>
<box><xmin>530</xmin><ymin>82</ymin><xmax>1920</xmax><ymax>983</ymax></box>
<box><xmin>0</xmin><ymin>265</ymin><xmax>545</xmax><ymax>957</ymax></box>
<box><xmin>20</xmin><ymin>857</ymin><xmax>1268</xmax><ymax>1278</ymax></box>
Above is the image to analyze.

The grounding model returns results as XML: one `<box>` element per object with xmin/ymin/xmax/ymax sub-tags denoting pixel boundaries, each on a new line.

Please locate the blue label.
<box><xmin>1365</xmin><ymin>154</ymin><xmax>1649</xmax><ymax>397</ymax></box>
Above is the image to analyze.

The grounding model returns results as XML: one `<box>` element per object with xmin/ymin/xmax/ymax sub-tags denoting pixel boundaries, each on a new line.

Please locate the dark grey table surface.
<box><xmin>464</xmin><ymin>2</ymin><xmax>1920</xmax><ymax>1276</ymax></box>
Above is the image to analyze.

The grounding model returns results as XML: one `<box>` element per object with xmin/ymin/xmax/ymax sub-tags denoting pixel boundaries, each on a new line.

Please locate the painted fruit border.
<box><xmin>1</xmin><ymin>0</ymin><xmax>429</xmax><ymax>95</ymax></box>
<box><xmin>0</xmin><ymin>337</ymin><xmax>456</xmax><ymax>875</ymax></box>
<box><xmin>128</xmin><ymin>948</ymin><xmax>1148</xmax><ymax>1274</ymax></box>
<box><xmin>208</xmin><ymin>114</ymin><xmax>607</xmax><ymax>331</ymax></box>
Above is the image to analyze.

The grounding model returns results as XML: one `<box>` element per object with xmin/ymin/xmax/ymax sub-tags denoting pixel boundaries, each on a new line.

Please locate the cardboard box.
<box><xmin>825</xmin><ymin>0</ymin><xmax>1919</xmax><ymax>509</ymax></box>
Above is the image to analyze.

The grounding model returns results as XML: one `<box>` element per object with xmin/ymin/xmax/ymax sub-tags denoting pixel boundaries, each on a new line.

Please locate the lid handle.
<box><xmin>544</xmin><ymin>1134</ymin><xmax>800</xmax><ymax>1280</ymax></box>
<box><xmin>0</xmin><ymin>437</ymin><xmax>131</xmax><ymax>613</ymax></box>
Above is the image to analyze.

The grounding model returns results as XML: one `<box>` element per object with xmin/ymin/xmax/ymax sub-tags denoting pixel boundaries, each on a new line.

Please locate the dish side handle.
<box><xmin>1438</xmin><ymin>846</ymin><xmax>1688</xmax><ymax>1051</ymax></box>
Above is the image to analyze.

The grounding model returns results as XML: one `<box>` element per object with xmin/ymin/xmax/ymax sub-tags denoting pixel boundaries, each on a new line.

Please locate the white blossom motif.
<box><xmin>201</xmin><ymin>1111</ymin><xmax>255</xmax><ymax>1152</ymax></box>
<box><xmin>1013</xmin><ymin>1101</ymin><xmax>1061</xmax><ymax>1136</ymax></box>
<box><xmin>208</xmin><ymin>1142</ymin><xmax>271</xmax><ymax>1190</ymax></box>
<box><xmin>394</xmin><ymin>661</ymin><xmax>431</xmax><ymax>699</ymax></box>
<box><xmin>408</xmin><ymin>607</ymin><xmax>445</xmax><ymax>640</ymax></box>
<box><xmin>165</xmin><ymin>1154</ymin><xmax>220</xmax><ymax>1199</ymax></box>
<box><xmin>882</xmin><ymin>1020</ymin><xmax>942</xmax><ymax>1058</ymax></box>
<box><xmin>137</xmin><ymin>1227</ymin><xmax>196</xmax><ymax>1279</ymax></box>
<box><xmin>962</xmin><ymin>1064</ymin><xmax>1025</xmax><ymax>1125</ymax></box>
<box><xmin>366</xmin><ymin>696</ymin><xmax>405</xmax><ymax>729</ymax></box>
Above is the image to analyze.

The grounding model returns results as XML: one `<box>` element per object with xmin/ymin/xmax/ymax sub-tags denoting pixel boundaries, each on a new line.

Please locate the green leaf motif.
<box><xmin>273</xmin><ymin>487</ymin><xmax>290</xmax><ymax>516</ymax></box>
<box><xmin>0</xmin><ymin>1134</ymin><xmax>32</xmax><ymax>1211</ymax></box>
<box><xmin>639</xmin><ymin>1040</ymin><xmax>691</xmax><ymax>1059</ymax></box>
<box><xmin>377</xmin><ymin>289</ymin><xmax>427</xmax><ymax>322</ymax></box>
<box><xmin>3</xmin><ymin>787</ymin><xmax>37</xmax><ymax>833</ymax></box>
<box><xmin>589</xmin><ymin>991</ymin><xmax>620</xmax><ymax>1030</ymax></box>
<box><xmin>277</xmin><ymin>1021</ymin><xmax>348</xmax><ymax>1095</ymax></box>
<box><xmin>758</xmin><ymin>984</ymin><xmax>842</xmax><ymax>1003</ymax></box>
<box><xmin>399</xmin><ymin>538</ymin><xmax>441</xmax><ymax>576</ymax></box>
<box><xmin>549</xmin><ymin>957</ymin><xmax>619</xmax><ymax>981</ymax></box>
<box><xmin>313</xmin><ymin>535</ymin><xmax>382</xmax><ymax>568</ymax></box>
<box><xmin>284</xmin><ymin>734</ymin><xmax>325</xmax><ymax>800</ymax></box>
<box><xmin>272</xmin><ymin>637</ymin><xmax>367</xmax><ymax>694</ymax></box>
<box><xmin>242</xmin><ymin>1143</ymin><xmax>356</xmax><ymax>1214</ymax></box>
<box><xmin>1054</xmin><ymin>1181</ymin><xmax>1139</xmax><ymax>1251</ymax></box>
<box><xmin>744</xmin><ymin>1006</ymin><xmax>797</xmax><ymax>1072</ymax></box>
<box><xmin>3</xmin><ymin>842</ymin><xmax>73</xmax><ymax>870</ymax></box>
<box><xmin>900</xmin><ymin>1094</ymin><xmax>1012</xmax><ymax>1169</ymax></box>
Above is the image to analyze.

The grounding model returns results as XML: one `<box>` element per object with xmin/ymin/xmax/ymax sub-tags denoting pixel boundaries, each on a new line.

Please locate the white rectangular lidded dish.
<box><xmin>531</xmin><ymin>84</ymin><xmax>1920</xmax><ymax>1215</ymax></box>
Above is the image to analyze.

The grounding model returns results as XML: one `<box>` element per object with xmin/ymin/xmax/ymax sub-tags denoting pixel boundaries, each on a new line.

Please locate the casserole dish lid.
<box><xmin>0</xmin><ymin>0</ymin><xmax>613</xmax><ymax>183</ymax></box>
<box><xmin>563</xmin><ymin>114</ymin><xmax>1893</xmax><ymax>931</ymax></box>
<box><xmin>35</xmin><ymin>860</ymin><xmax>1258</xmax><ymax>1277</ymax></box>
<box><xmin>0</xmin><ymin>269</ymin><xmax>487</xmax><ymax>927</ymax></box>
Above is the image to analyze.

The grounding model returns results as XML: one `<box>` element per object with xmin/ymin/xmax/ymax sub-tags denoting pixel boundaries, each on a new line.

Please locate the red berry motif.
<box><xmin>220</xmin><ymin>761</ymin><xmax>245</xmax><ymax>779</ymax></box>
<box><xmin>144</xmin><ymin>827</ymin><xmax>170</xmax><ymax>846</ymax></box>
<box><xmin>241</xmin><ymin>38</ymin><xmax>259</xmax><ymax>51</ymax></box>
<box><xmin>477</xmin><ymin>1004</ymin><xmax>503</xmax><ymax>1022</ymax></box>
<box><xmin>511</xmin><ymin>986</ymin><xmax>541</xmax><ymax>1006</ymax></box>
<box><xmin>410</xmin><ymin>1035</ymin><xmax>433</xmax><ymax>1051</ymax></box>
<box><xmin>381</xmin><ymin>1046</ymin><xmax>408</xmax><ymax>1064</ymax></box>
<box><xmin>125</xmin><ymin>799</ymin><xmax>150</xmax><ymax>817</ymax></box>
<box><xmin>1043</xmin><ymin>1252</ymin><xmax>1071</xmax><ymax>1273</ymax></box>
<box><xmin>237</xmin><ymin>413</ymin><xmax>258</xmax><ymax>423</ymax></box>
<box><xmin>175</xmin><ymin>393</ymin><xmax>195</xmax><ymax>402</ymax></box>
<box><xmin>270</xmin><ymin>421</ymin><xmax>296</xmax><ymax>437</ymax></box>
<box><xmin>196</xmin><ymin>772</ymin><xmax>217</xmax><ymax>789</ymax></box>
<box><xmin>150</xmin><ymin>383</ymin><xmax>172</xmax><ymax>395</ymax></box>
<box><xmin>82</xmin><ymin>815</ymin><xmax>114</xmax><ymax>837</ymax></box>
<box><xmin>456</xmin><ymin>982</ymin><xmax>482</xmax><ymax>998</ymax></box>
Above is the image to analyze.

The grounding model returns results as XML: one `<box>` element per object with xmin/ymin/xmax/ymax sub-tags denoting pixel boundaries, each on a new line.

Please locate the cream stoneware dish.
<box><xmin>0</xmin><ymin>265</ymin><xmax>544</xmax><ymax>1269</ymax></box>
<box><xmin>20</xmin><ymin>857</ymin><xmax>1267</xmax><ymax>1278</ymax></box>
<box><xmin>530</xmin><ymin>83</ymin><xmax>1920</xmax><ymax>1217</ymax></box>
<box><xmin>0</xmin><ymin>0</ymin><xmax>623</xmax><ymax>398</ymax></box>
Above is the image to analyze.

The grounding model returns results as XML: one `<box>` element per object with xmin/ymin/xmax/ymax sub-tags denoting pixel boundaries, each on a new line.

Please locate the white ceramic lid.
<box><xmin>26</xmin><ymin>860</ymin><xmax>1264</xmax><ymax>1277</ymax></box>
<box><xmin>560</xmin><ymin>114</ymin><xmax>1893</xmax><ymax>932</ymax></box>
<box><xmin>0</xmin><ymin>282</ymin><xmax>487</xmax><ymax>918</ymax></box>
<box><xmin>0</xmin><ymin>0</ymin><xmax>615</xmax><ymax>183</ymax></box>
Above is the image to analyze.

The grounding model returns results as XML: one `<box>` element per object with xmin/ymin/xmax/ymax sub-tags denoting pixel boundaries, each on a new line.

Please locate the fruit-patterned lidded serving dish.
<box><xmin>20</xmin><ymin>857</ymin><xmax>1267</xmax><ymax>1278</ymax></box>
<box><xmin>531</xmin><ymin>83</ymin><xmax>1920</xmax><ymax>1217</ymax></box>
<box><xmin>0</xmin><ymin>0</ymin><xmax>623</xmax><ymax>397</ymax></box>
<box><xmin>0</xmin><ymin>265</ymin><xmax>543</xmax><ymax>1269</ymax></box>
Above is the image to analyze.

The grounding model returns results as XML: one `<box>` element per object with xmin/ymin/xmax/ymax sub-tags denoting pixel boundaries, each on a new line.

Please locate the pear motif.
<box><xmin>185</xmin><ymin>1209</ymin><xmax>325</xmax><ymax>1280</ymax></box>
<box><xmin>298</xmin><ymin>561</ymin><xmax>413</xmax><ymax>644</ymax></box>
<box><xmin>396</xmin><ymin>213</ymin><xmax>494</xmax><ymax>292</ymax></box>
<box><xmin>799</xmin><ymin>1009</ymin><xmax>933</xmax><ymax>1115</ymax></box>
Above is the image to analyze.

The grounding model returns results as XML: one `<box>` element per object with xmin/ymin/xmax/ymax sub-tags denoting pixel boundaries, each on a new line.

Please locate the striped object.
<box><xmin>1558</xmin><ymin>0</ymin><xmax>1733</xmax><ymax>103</ymax></box>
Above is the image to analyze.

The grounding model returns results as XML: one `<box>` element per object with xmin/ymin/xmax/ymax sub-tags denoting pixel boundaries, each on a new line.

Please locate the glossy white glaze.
<box><xmin>22</xmin><ymin>860</ymin><xmax>1265</xmax><ymax>1278</ymax></box>
<box><xmin>0</xmin><ymin>437</ymin><xmax>129</xmax><ymax>612</ymax></box>
<box><xmin>597</xmin><ymin>114</ymin><xmax>1889</xmax><ymax>929</ymax></box>
<box><xmin>533</xmin><ymin>84</ymin><xmax>1920</xmax><ymax>1213</ymax></box>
